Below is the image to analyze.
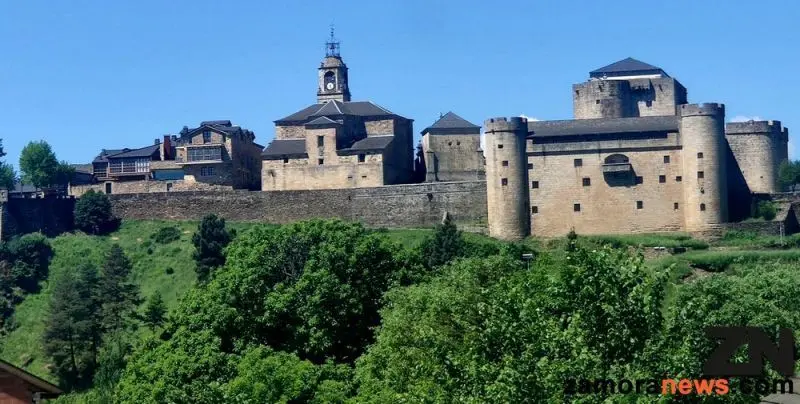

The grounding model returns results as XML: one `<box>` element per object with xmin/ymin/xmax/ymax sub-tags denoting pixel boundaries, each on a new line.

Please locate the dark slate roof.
<box><xmin>200</xmin><ymin>120</ymin><xmax>232</xmax><ymax>127</ymax></box>
<box><xmin>276</xmin><ymin>100</ymin><xmax>401</xmax><ymax>124</ymax></box>
<box><xmin>93</xmin><ymin>149</ymin><xmax>125</xmax><ymax>163</ymax></box>
<box><xmin>589</xmin><ymin>57</ymin><xmax>668</xmax><ymax>79</ymax></box>
<box><xmin>339</xmin><ymin>136</ymin><xmax>394</xmax><ymax>155</ymax></box>
<box><xmin>107</xmin><ymin>144</ymin><xmax>160</xmax><ymax>159</ymax></box>
<box><xmin>305</xmin><ymin>116</ymin><xmax>342</xmax><ymax>127</ymax></box>
<box><xmin>70</xmin><ymin>163</ymin><xmax>93</xmax><ymax>173</ymax></box>
<box><xmin>528</xmin><ymin>116</ymin><xmax>679</xmax><ymax>137</ymax></box>
<box><xmin>422</xmin><ymin>111</ymin><xmax>481</xmax><ymax>135</ymax></box>
<box><xmin>261</xmin><ymin>139</ymin><xmax>308</xmax><ymax>159</ymax></box>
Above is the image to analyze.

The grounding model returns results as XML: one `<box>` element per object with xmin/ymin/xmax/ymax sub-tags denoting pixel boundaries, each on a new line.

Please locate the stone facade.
<box><xmin>262</xmin><ymin>48</ymin><xmax>413</xmax><ymax>191</ymax></box>
<box><xmin>420</xmin><ymin>112</ymin><xmax>485</xmax><ymax>182</ymax></box>
<box><xmin>485</xmin><ymin>58</ymin><xmax>790</xmax><ymax>239</ymax></box>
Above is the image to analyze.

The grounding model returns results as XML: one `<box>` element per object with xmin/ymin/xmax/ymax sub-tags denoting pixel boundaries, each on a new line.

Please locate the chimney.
<box><xmin>162</xmin><ymin>135</ymin><xmax>173</xmax><ymax>160</ymax></box>
<box><xmin>154</xmin><ymin>138</ymin><xmax>161</xmax><ymax>145</ymax></box>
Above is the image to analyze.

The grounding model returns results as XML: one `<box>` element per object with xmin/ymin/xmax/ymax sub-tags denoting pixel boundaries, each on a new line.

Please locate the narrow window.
<box><xmin>347</xmin><ymin>175</ymin><xmax>353</xmax><ymax>179</ymax></box>
<box><xmin>582</xmin><ymin>177</ymin><xmax>591</xmax><ymax>186</ymax></box>
<box><xmin>574</xmin><ymin>158</ymin><xmax>583</xmax><ymax>167</ymax></box>
<box><xmin>456</xmin><ymin>141</ymin><xmax>461</xmax><ymax>146</ymax></box>
<box><xmin>501</xmin><ymin>178</ymin><xmax>508</xmax><ymax>186</ymax></box>
<box><xmin>527</xmin><ymin>163</ymin><xmax>533</xmax><ymax>170</ymax></box>
<box><xmin>659</xmin><ymin>175</ymin><xmax>666</xmax><ymax>183</ymax></box>
<box><xmin>361</xmin><ymin>175</ymin><xmax>367</xmax><ymax>179</ymax></box>
<box><xmin>358</xmin><ymin>154</ymin><xmax>365</xmax><ymax>163</ymax></box>
<box><xmin>448</xmin><ymin>142</ymin><xmax>452</xmax><ymax>146</ymax></box>
<box><xmin>502</xmin><ymin>160</ymin><xmax>509</xmax><ymax>167</ymax></box>
<box><xmin>663</xmin><ymin>155</ymin><xmax>670</xmax><ymax>164</ymax></box>
<box><xmin>595</xmin><ymin>99</ymin><xmax>600</xmax><ymax>104</ymax></box>
<box><xmin>635</xmin><ymin>176</ymin><xmax>643</xmax><ymax>184</ymax></box>
<box><xmin>676</xmin><ymin>176</ymin><xmax>682</xmax><ymax>182</ymax></box>
<box><xmin>700</xmin><ymin>203</ymin><xmax>706</xmax><ymax>211</ymax></box>
<box><xmin>318</xmin><ymin>158</ymin><xmax>324</xmax><ymax>165</ymax></box>
<box><xmin>208</xmin><ymin>167</ymin><xmax>214</xmax><ymax>176</ymax></box>
<box><xmin>317</xmin><ymin>136</ymin><xmax>324</xmax><ymax>147</ymax></box>
<box><xmin>531</xmin><ymin>206</ymin><xmax>538</xmax><ymax>214</ymax></box>
<box><xmin>697</xmin><ymin>152</ymin><xmax>704</xmax><ymax>159</ymax></box>
<box><xmin>697</xmin><ymin>171</ymin><xmax>704</xmax><ymax>179</ymax></box>
<box><xmin>674</xmin><ymin>202</ymin><xmax>679</xmax><ymax>210</ymax></box>
<box><xmin>202</xmin><ymin>131</ymin><xmax>211</xmax><ymax>143</ymax></box>
<box><xmin>636</xmin><ymin>200</ymin><xmax>643</xmax><ymax>209</ymax></box>
<box><xmin>574</xmin><ymin>203</ymin><xmax>581</xmax><ymax>212</ymax></box>
<box><xmin>498</xmin><ymin>144</ymin><xmax>504</xmax><ymax>149</ymax></box>
<box><xmin>531</xmin><ymin>181</ymin><xmax>539</xmax><ymax>189</ymax></box>
<box><xmin>283</xmin><ymin>157</ymin><xmax>289</xmax><ymax>164</ymax></box>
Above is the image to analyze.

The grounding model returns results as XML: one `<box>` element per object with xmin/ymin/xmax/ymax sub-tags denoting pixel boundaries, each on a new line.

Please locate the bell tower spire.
<box><xmin>317</xmin><ymin>26</ymin><xmax>351</xmax><ymax>103</ymax></box>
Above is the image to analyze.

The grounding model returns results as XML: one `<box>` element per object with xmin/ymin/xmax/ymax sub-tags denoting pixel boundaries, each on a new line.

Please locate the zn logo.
<box><xmin>703</xmin><ymin>326</ymin><xmax>795</xmax><ymax>377</ymax></box>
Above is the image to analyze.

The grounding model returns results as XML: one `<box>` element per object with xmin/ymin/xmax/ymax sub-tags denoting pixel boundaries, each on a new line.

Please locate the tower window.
<box><xmin>502</xmin><ymin>160</ymin><xmax>509</xmax><ymax>167</ymax></box>
<box><xmin>527</xmin><ymin>163</ymin><xmax>533</xmax><ymax>170</ymax></box>
<box><xmin>595</xmin><ymin>99</ymin><xmax>600</xmax><ymax>104</ymax></box>
<box><xmin>674</xmin><ymin>202</ymin><xmax>679</xmax><ymax>210</ymax></box>
<box><xmin>635</xmin><ymin>176</ymin><xmax>643</xmax><ymax>184</ymax></box>
<box><xmin>501</xmin><ymin>178</ymin><xmax>508</xmax><ymax>186</ymax></box>
<box><xmin>574</xmin><ymin>203</ymin><xmax>581</xmax><ymax>212</ymax></box>
<box><xmin>574</xmin><ymin>158</ymin><xmax>583</xmax><ymax>167</ymax></box>
<box><xmin>318</xmin><ymin>158</ymin><xmax>324</xmax><ymax>165</ymax></box>
<box><xmin>498</xmin><ymin>144</ymin><xmax>504</xmax><ymax>149</ymax></box>
<box><xmin>697</xmin><ymin>171</ymin><xmax>704</xmax><ymax>179</ymax></box>
<box><xmin>361</xmin><ymin>175</ymin><xmax>367</xmax><ymax>179</ymax></box>
<box><xmin>697</xmin><ymin>152</ymin><xmax>704</xmax><ymax>159</ymax></box>
<box><xmin>676</xmin><ymin>176</ymin><xmax>682</xmax><ymax>182</ymax></box>
<box><xmin>700</xmin><ymin>203</ymin><xmax>706</xmax><ymax>211</ymax></box>
<box><xmin>636</xmin><ymin>201</ymin><xmax>643</xmax><ymax>209</ymax></box>
<box><xmin>317</xmin><ymin>136</ymin><xmax>324</xmax><ymax>147</ymax></box>
<box><xmin>283</xmin><ymin>157</ymin><xmax>289</xmax><ymax>164</ymax></box>
<box><xmin>531</xmin><ymin>206</ymin><xmax>538</xmax><ymax>214</ymax></box>
<box><xmin>659</xmin><ymin>175</ymin><xmax>666</xmax><ymax>183</ymax></box>
<box><xmin>531</xmin><ymin>181</ymin><xmax>539</xmax><ymax>189</ymax></box>
<box><xmin>663</xmin><ymin>155</ymin><xmax>670</xmax><ymax>164</ymax></box>
<box><xmin>358</xmin><ymin>154</ymin><xmax>365</xmax><ymax>163</ymax></box>
<box><xmin>582</xmin><ymin>177</ymin><xmax>591</xmax><ymax>186</ymax></box>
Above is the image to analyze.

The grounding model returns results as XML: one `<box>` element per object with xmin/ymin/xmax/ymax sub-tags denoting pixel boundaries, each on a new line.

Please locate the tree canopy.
<box><xmin>18</xmin><ymin>140</ymin><xmax>73</xmax><ymax>188</ymax></box>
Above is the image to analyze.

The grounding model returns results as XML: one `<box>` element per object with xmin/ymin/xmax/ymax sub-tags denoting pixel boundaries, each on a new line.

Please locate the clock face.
<box><xmin>326</xmin><ymin>82</ymin><xmax>335</xmax><ymax>90</ymax></box>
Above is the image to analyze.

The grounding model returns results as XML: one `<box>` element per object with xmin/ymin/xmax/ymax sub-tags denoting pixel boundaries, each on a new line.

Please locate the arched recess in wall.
<box><xmin>602</xmin><ymin>153</ymin><xmax>635</xmax><ymax>187</ymax></box>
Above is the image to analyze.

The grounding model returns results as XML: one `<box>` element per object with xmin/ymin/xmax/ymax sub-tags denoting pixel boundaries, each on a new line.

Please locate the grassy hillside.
<box><xmin>0</xmin><ymin>220</ymin><xmax>245</xmax><ymax>381</ymax></box>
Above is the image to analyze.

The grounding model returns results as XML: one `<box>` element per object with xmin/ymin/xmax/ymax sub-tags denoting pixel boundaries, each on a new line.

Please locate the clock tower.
<box><xmin>317</xmin><ymin>28</ymin><xmax>351</xmax><ymax>103</ymax></box>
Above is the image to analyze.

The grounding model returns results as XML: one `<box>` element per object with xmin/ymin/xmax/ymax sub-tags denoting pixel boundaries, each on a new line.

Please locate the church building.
<box><xmin>261</xmin><ymin>32</ymin><xmax>414</xmax><ymax>191</ymax></box>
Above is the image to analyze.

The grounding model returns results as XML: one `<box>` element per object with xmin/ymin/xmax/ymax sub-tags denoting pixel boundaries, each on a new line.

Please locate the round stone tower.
<box><xmin>724</xmin><ymin>120</ymin><xmax>787</xmax><ymax>194</ymax></box>
<box><xmin>679</xmin><ymin>103</ymin><xmax>728</xmax><ymax>231</ymax></box>
<box><xmin>484</xmin><ymin>117</ymin><xmax>530</xmax><ymax>240</ymax></box>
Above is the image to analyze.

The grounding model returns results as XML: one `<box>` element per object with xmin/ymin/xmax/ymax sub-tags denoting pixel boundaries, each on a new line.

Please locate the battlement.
<box><xmin>725</xmin><ymin>120</ymin><xmax>784</xmax><ymax>135</ymax></box>
<box><xmin>679</xmin><ymin>103</ymin><xmax>725</xmax><ymax>117</ymax></box>
<box><xmin>484</xmin><ymin>117</ymin><xmax>529</xmax><ymax>134</ymax></box>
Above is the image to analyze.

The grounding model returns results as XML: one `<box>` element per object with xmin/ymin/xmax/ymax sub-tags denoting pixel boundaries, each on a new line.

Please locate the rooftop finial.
<box><xmin>325</xmin><ymin>24</ymin><xmax>340</xmax><ymax>57</ymax></box>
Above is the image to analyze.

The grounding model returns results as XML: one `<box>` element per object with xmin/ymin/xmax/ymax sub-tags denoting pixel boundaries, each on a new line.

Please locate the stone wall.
<box><xmin>2</xmin><ymin>197</ymin><xmax>76</xmax><ymax>240</ymax></box>
<box><xmin>422</xmin><ymin>133</ymin><xmax>485</xmax><ymax>182</ymax></box>
<box><xmin>109</xmin><ymin>181</ymin><xmax>488</xmax><ymax>230</ymax></box>
<box><xmin>70</xmin><ymin>179</ymin><xmax>233</xmax><ymax>197</ymax></box>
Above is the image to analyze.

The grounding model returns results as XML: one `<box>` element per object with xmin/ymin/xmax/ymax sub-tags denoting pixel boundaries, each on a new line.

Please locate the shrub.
<box><xmin>755</xmin><ymin>200</ymin><xmax>777</xmax><ymax>221</ymax></box>
<box><xmin>165</xmin><ymin>267</ymin><xmax>174</xmax><ymax>275</ymax></box>
<box><xmin>6</xmin><ymin>233</ymin><xmax>53</xmax><ymax>292</ymax></box>
<box><xmin>151</xmin><ymin>226</ymin><xmax>181</xmax><ymax>245</ymax></box>
<box><xmin>74</xmin><ymin>190</ymin><xmax>118</xmax><ymax>235</ymax></box>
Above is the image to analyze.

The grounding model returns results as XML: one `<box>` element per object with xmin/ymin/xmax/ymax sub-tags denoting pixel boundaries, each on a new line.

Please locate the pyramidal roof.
<box><xmin>589</xmin><ymin>57</ymin><xmax>668</xmax><ymax>79</ymax></box>
<box><xmin>422</xmin><ymin>111</ymin><xmax>481</xmax><ymax>135</ymax></box>
<box><xmin>275</xmin><ymin>100</ymin><xmax>400</xmax><ymax>124</ymax></box>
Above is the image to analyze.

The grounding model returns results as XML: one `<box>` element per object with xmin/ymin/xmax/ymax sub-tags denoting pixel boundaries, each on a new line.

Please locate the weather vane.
<box><xmin>325</xmin><ymin>24</ymin><xmax>340</xmax><ymax>57</ymax></box>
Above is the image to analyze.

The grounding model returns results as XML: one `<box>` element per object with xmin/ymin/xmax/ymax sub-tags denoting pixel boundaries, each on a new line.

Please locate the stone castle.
<box><xmin>67</xmin><ymin>35</ymin><xmax>791</xmax><ymax>240</ymax></box>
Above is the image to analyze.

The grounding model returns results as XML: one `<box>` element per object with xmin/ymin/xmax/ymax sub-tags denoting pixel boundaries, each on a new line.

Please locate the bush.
<box><xmin>6</xmin><ymin>233</ymin><xmax>53</xmax><ymax>292</ymax></box>
<box><xmin>755</xmin><ymin>200</ymin><xmax>778</xmax><ymax>221</ymax></box>
<box><xmin>165</xmin><ymin>267</ymin><xmax>174</xmax><ymax>275</ymax></box>
<box><xmin>74</xmin><ymin>190</ymin><xmax>118</xmax><ymax>235</ymax></box>
<box><xmin>151</xmin><ymin>226</ymin><xmax>181</xmax><ymax>245</ymax></box>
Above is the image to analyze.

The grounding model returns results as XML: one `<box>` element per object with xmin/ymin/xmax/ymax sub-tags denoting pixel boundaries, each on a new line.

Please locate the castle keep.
<box><xmin>485</xmin><ymin>58</ymin><xmax>790</xmax><ymax>240</ymax></box>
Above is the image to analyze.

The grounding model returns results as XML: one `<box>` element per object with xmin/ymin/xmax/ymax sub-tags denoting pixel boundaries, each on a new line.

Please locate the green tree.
<box><xmin>191</xmin><ymin>214</ymin><xmax>232</xmax><ymax>283</ymax></box>
<box><xmin>0</xmin><ymin>139</ymin><xmax>16</xmax><ymax>190</ymax></box>
<box><xmin>419</xmin><ymin>213</ymin><xmax>464</xmax><ymax>269</ymax></box>
<box><xmin>19</xmin><ymin>140</ymin><xmax>59</xmax><ymax>188</ymax></box>
<box><xmin>778</xmin><ymin>159</ymin><xmax>800</xmax><ymax>191</ymax></box>
<box><xmin>6</xmin><ymin>232</ymin><xmax>53</xmax><ymax>293</ymax></box>
<box><xmin>143</xmin><ymin>291</ymin><xmax>166</xmax><ymax>331</ymax></box>
<box><xmin>74</xmin><ymin>190</ymin><xmax>118</xmax><ymax>235</ymax></box>
<box><xmin>43</xmin><ymin>263</ymin><xmax>102</xmax><ymax>391</ymax></box>
<box><xmin>98</xmin><ymin>245</ymin><xmax>141</xmax><ymax>333</ymax></box>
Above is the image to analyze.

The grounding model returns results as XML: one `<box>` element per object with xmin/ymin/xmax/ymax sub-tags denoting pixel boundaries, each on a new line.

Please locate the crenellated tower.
<box><xmin>484</xmin><ymin>117</ymin><xmax>530</xmax><ymax>240</ymax></box>
<box><xmin>680</xmin><ymin>103</ymin><xmax>728</xmax><ymax>231</ymax></box>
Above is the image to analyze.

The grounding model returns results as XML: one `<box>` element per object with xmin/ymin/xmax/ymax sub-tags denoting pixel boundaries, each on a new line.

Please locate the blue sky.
<box><xmin>1</xmin><ymin>0</ymin><xmax>798</xmax><ymax>167</ymax></box>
